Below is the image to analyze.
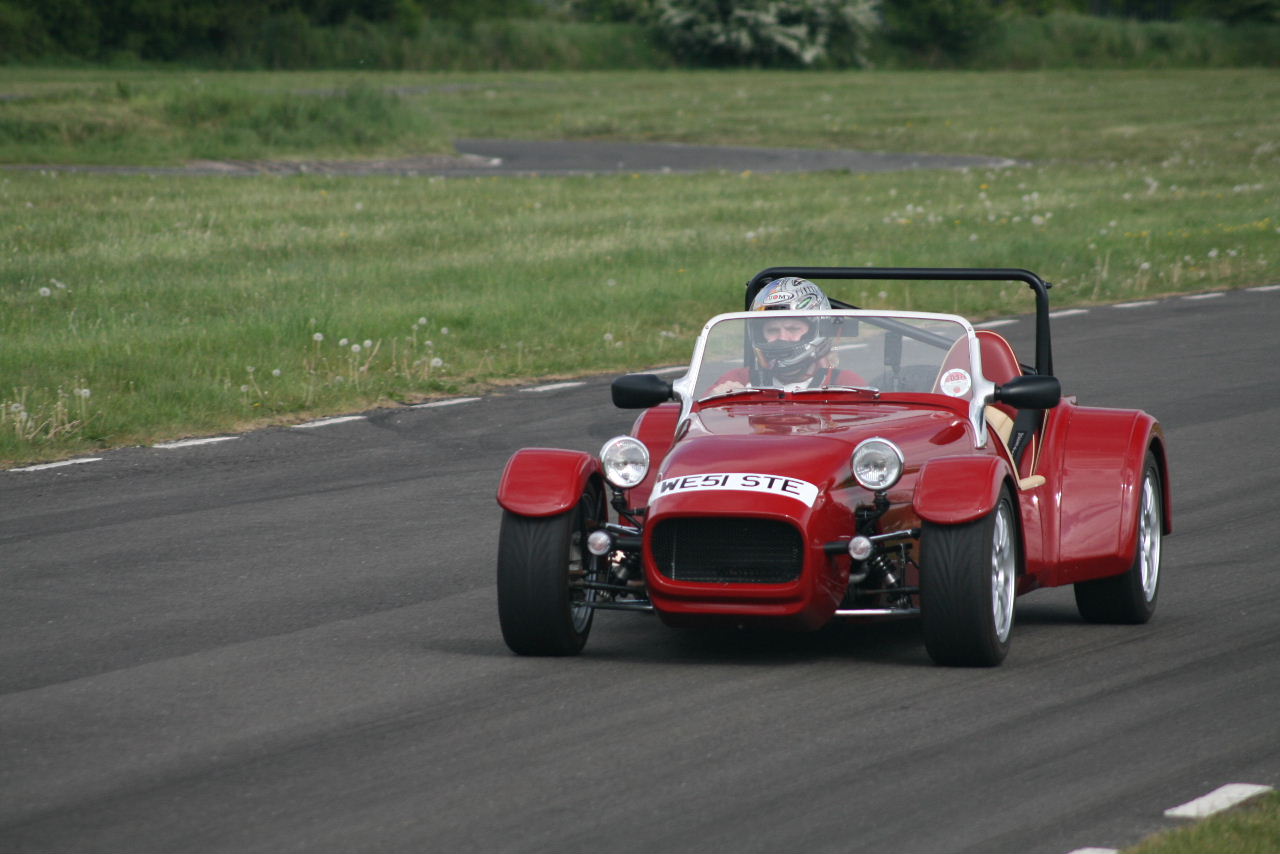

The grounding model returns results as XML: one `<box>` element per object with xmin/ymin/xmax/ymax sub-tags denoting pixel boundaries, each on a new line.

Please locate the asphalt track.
<box><xmin>3</xmin><ymin>283</ymin><xmax>1278</xmax><ymax>853</ymax></box>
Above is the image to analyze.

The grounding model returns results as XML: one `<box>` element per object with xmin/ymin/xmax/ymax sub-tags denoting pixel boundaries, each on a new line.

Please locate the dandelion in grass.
<box><xmin>1140</xmin><ymin>262</ymin><xmax>1151</xmax><ymax>271</ymax></box>
<box><xmin>38</xmin><ymin>287</ymin><xmax>51</xmax><ymax>297</ymax></box>
<box><xmin>603</xmin><ymin>333</ymin><xmax>614</xmax><ymax>343</ymax></box>
<box><xmin>351</xmin><ymin>344</ymin><xmax>361</xmax><ymax>353</ymax></box>
<box><xmin>363</xmin><ymin>339</ymin><xmax>372</xmax><ymax>349</ymax></box>
<box><xmin>240</xmin><ymin>384</ymin><xmax>250</xmax><ymax>393</ymax></box>
<box><xmin>431</xmin><ymin>357</ymin><xmax>443</xmax><ymax>368</ymax></box>
<box><xmin>272</xmin><ymin>369</ymin><xmax>281</xmax><ymax>377</ymax></box>
<box><xmin>418</xmin><ymin>317</ymin><xmax>428</xmax><ymax>326</ymax></box>
<box><xmin>339</xmin><ymin>338</ymin><xmax>349</xmax><ymax>347</ymax></box>
<box><xmin>441</xmin><ymin>327</ymin><xmax>449</xmax><ymax>335</ymax></box>
<box><xmin>77</xmin><ymin>388</ymin><xmax>90</xmax><ymax>399</ymax></box>
<box><xmin>1209</xmin><ymin>249</ymin><xmax>1220</xmax><ymax>259</ymax></box>
<box><xmin>313</xmin><ymin>332</ymin><xmax>324</xmax><ymax>342</ymax></box>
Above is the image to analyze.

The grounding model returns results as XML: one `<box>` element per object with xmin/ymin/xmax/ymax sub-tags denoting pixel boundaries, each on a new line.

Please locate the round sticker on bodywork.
<box><xmin>940</xmin><ymin>368</ymin><xmax>972</xmax><ymax>397</ymax></box>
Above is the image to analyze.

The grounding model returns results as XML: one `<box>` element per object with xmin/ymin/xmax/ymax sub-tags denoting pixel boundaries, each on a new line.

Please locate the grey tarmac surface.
<box><xmin>3</xmin><ymin>139</ymin><xmax>1014</xmax><ymax>177</ymax></box>
<box><xmin>2</xmin><ymin>286</ymin><xmax>1279</xmax><ymax>853</ymax></box>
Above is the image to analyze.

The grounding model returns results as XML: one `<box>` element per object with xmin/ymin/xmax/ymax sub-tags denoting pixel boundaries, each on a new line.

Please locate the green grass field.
<box><xmin>1128</xmin><ymin>790</ymin><xmax>1280</xmax><ymax>854</ymax></box>
<box><xmin>2</xmin><ymin>69</ymin><xmax>1277</xmax><ymax>465</ymax></box>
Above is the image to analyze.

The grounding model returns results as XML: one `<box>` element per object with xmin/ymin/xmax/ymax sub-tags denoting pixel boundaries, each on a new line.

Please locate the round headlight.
<box><xmin>600</xmin><ymin>435</ymin><xmax>650</xmax><ymax>489</ymax></box>
<box><xmin>852</xmin><ymin>438</ymin><xmax>904</xmax><ymax>492</ymax></box>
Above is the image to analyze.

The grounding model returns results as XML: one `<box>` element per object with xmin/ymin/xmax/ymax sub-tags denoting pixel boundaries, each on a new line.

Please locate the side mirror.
<box><xmin>993</xmin><ymin>374</ymin><xmax>1061</xmax><ymax>410</ymax></box>
<box><xmin>612</xmin><ymin>373</ymin><xmax>674</xmax><ymax>409</ymax></box>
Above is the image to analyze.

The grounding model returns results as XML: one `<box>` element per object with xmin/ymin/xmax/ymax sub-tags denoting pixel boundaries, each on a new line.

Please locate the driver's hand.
<box><xmin>709</xmin><ymin>380</ymin><xmax>747</xmax><ymax>395</ymax></box>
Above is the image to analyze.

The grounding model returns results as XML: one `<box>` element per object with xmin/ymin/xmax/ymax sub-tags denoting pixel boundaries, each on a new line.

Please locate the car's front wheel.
<box><xmin>920</xmin><ymin>486</ymin><xmax>1018</xmax><ymax>667</ymax></box>
<box><xmin>1074</xmin><ymin>451</ymin><xmax>1163</xmax><ymax>624</ymax></box>
<box><xmin>497</xmin><ymin>485</ymin><xmax>603</xmax><ymax>656</ymax></box>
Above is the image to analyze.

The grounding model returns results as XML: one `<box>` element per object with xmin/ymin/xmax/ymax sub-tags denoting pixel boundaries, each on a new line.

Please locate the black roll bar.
<box><xmin>745</xmin><ymin>267</ymin><xmax>1054</xmax><ymax>377</ymax></box>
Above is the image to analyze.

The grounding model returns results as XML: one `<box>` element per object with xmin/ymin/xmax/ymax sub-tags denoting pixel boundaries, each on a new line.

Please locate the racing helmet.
<box><xmin>749</xmin><ymin>277</ymin><xmax>833</xmax><ymax>382</ymax></box>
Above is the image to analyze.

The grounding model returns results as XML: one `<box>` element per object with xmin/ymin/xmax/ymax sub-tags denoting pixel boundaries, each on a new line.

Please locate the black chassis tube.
<box><xmin>745</xmin><ymin>267</ymin><xmax>1054</xmax><ymax>377</ymax></box>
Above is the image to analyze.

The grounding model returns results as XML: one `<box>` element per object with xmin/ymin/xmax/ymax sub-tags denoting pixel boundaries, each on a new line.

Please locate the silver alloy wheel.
<box><xmin>991</xmin><ymin>503</ymin><xmax>1017</xmax><ymax>642</ymax></box>
<box><xmin>1138</xmin><ymin>473</ymin><xmax>1162</xmax><ymax>602</ymax></box>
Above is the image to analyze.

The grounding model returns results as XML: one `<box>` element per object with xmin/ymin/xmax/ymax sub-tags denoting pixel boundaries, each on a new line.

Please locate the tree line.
<box><xmin>1</xmin><ymin>0</ymin><xmax>1275</xmax><ymax>66</ymax></box>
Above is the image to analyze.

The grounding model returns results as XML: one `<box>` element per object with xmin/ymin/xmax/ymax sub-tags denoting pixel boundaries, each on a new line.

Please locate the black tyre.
<box><xmin>1074</xmin><ymin>452</ymin><xmax>1163</xmax><ymax>624</ymax></box>
<box><xmin>497</xmin><ymin>486</ymin><xmax>603</xmax><ymax>656</ymax></box>
<box><xmin>920</xmin><ymin>486</ymin><xmax>1018</xmax><ymax>667</ymax></box>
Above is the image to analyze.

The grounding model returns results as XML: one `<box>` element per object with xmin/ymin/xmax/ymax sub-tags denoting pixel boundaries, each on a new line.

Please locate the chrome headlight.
<box><xmin>600</xmin><ymin>436</ymin><xmax>650</xmax><ymax>489</ymax></box>
<box><xmin>852</xmin><ymin>438</ymin><xmax>904</xmax><ymax>492</ymax></box>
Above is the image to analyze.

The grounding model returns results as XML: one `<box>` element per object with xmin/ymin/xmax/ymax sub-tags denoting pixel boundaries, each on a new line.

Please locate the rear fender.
<box><xmin>496</xmin><ymin>448</ymin><xmax>602</xmax><ymax>518</ymax></box>
<box><xmin>1055</xmin><ymin>409</ymin><xmax>1170</xmax><ymax>584</ymax></box>
<box><xmin>914</xmin><ymin>455</ymin><xmax>1012</xmax><ymax>526</ymax></box>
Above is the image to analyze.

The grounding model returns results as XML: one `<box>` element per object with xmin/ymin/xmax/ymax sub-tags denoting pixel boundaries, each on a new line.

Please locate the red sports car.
<box><xmin>496</xmin><ymin>267</ymin><xmax>1169</xmax><ymax>666</ymax></box>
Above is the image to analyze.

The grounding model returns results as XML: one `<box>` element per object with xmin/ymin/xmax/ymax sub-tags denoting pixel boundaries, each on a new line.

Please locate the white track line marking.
<box><xmin>520</xmin><ymin>381</ymin><xmax>586</xmax><ymax>393</ymax></box>
<box><xmin>1183</xmin><ymin>292</ymin><xmax>1224</xmax><ymax>301</ymax></box>
<box><xmin>1164</xmin><ymin>783</ymin><xmax>1273</xmax><ymax>819</ymax></box>
<box><xmin>1114</xmin><ymin>300</ymin><xmax>1158</xmax><ymax>309</ymax></box>
<box><xmin>153</xmin><ymin>436</ymin><xmax>240</xmax><ymax>449</ymax></box>
<box><xmin>1065</xmin><ymin>848</ymin><xmax>1118</xmax><ymax>854</ymax></box>
<box><xmin>9</xmin><ymin>457</ymin><xmax>103</xmax><ymax>472</ymax></box>
<box><xmin>976</xmin><ymin>319</ymin><xmax>1018</xmax><ymax>328</ymax></box>
<box><xmin>411</xmin><ymin>397</ymin><xmax>481</xmax><ymax>409</ymax></box>
<box><xmin>292</xmin><ymin>415</ymin><xmax>366</xmax><ymax>429</ymax></box>
<box><xmin>1247</xmin><ymin>284</ymin><xmax>1280</xmax><ymax>292</ymax></box>
<box><xmin>1050</xmin><ymin>308</ymin><xmax>1089</xmax><ymax>318</ymax></box>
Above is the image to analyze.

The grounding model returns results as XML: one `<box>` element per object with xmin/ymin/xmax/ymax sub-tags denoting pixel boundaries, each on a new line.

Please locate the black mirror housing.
<box><xmin>993</xmin><ymin>374</ymin><xmax>1061</xmax><ymax>410</ymax></box>
<box><xmin>612</xmin><ymin>373</ymin><xmax>674</xmax><ymax>409</ymax></box>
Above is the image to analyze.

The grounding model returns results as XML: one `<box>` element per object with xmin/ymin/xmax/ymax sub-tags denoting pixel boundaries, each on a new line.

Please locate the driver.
<box><xmin>707</xmin><ymin>278</ymin><xmax>867</xmax><ymax>395</ymax></box>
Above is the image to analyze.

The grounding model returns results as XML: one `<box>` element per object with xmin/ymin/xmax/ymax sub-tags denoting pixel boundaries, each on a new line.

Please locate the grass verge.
<box><xmin>1</xmin><ymin>69</ymin><xmax>1277</xmax><ymax>465</ymax></box>
<box><xmin>1127</xmin><ymin>790</ymin><xmax>1280</xmax><ymax>853</ymax></box>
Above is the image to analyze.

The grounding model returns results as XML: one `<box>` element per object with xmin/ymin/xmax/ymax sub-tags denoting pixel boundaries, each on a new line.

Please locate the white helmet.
<box><xmin>749</xmin><ymin>278</ymin><xmax>832</xmax><ymax>381</ymax></box>
<box><xmin>750</xmin><ymin>277</ymin><xmax>832</xmax><ymax>313</ymax></box>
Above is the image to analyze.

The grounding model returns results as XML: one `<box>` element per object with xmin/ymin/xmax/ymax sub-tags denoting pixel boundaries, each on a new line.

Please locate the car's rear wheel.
<box><xmin>1074</xmin><ymin>452</ymin><xmax>1163</xmax><ymax>624</ymax></box>
<box><xmin>920</xmin><ymin>485</ymin><xmax>1017</xmax><ymax>667</ymax></box>
<box><xmin>497</xmin><ymin>485</ymin><xmax>603</xmax><ymax>656</ymax></box>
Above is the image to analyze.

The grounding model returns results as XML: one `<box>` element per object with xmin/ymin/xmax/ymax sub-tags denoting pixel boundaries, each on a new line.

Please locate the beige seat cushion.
<box><xmin>985</xmin><ymin>406</ymin><xmax>1043</xmax><ymax>491</ymax></box>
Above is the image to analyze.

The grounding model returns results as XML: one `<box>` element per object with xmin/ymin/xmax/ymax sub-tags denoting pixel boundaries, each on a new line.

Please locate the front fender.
<box><xmin>626</xmin><ymin>402</ymin><xmax>682</xmax><ymax>509</ymax></box>
<box><xmin>914</xmin><ymin>455</ymin><xmax>1010</xmax><ymax>526</ymax></box>
<box><xmin>496</xmin><ymin>448</ymin><xmax>602</xmax><ymax>518</ymax></box>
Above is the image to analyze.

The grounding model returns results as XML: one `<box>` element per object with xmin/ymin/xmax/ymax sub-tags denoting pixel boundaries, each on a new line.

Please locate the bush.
<box><xmin>653</xmin><ymin>0</ymin><xmax>880</xmax><ymax>67</ymax></box>
<box><xmin>968</xmin><ymin>10</ymin><xmax>1280</xmax><ymax>67</ymax></box>
<box><xmin>879</xmin><ymin>0</ymin><xmax>997</xmax><ymax>65</ymax></box>
<box><xmin>0</xmin><ymin>1</ymin><xmax>52</xmax><ymax>60</ymax></box>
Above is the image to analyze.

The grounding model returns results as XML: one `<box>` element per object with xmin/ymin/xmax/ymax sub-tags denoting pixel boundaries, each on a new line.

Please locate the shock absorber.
<box><xmin>867</xmin><ymin>551</ymin><xmax>899</xmax><ymax>590</ymax></box>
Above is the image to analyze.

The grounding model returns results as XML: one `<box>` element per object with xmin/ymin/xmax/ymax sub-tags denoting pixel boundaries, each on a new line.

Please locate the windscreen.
<box><xmin>691</xmin><ymin>312</ymin><xmax>977</xmax><ymax>403</ymax></box>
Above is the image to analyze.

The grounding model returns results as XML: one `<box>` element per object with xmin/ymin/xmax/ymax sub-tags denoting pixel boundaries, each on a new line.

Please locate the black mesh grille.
<box><xmin>651</xmin><ymin>517</ymin><xmax>804</xmax><ymax>584</ymax></box>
